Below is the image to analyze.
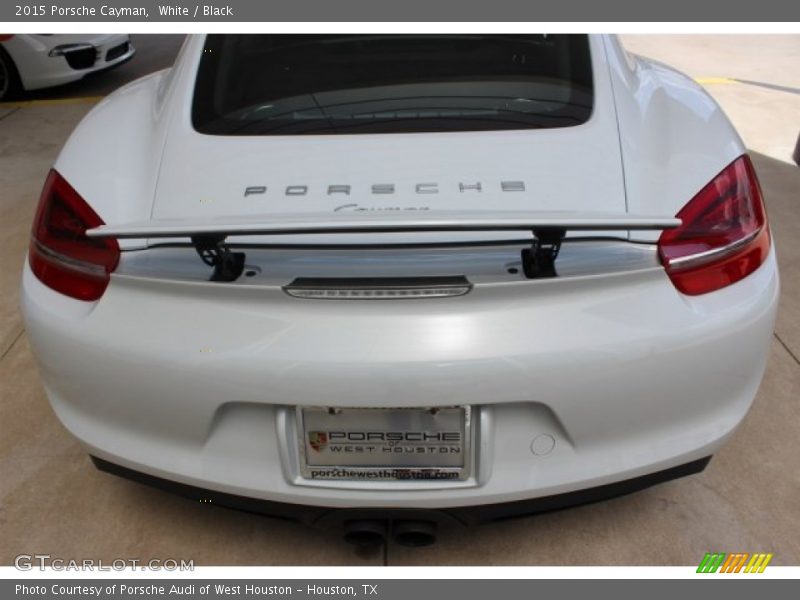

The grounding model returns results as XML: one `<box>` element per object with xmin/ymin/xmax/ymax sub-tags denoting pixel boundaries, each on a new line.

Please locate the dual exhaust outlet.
<box><xmin>343</xmin><ymin>519</ymin><xmax>437</xmax><ymax>548</ymax></box>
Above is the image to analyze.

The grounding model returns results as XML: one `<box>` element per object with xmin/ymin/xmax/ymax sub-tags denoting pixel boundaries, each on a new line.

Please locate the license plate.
<box><xmin>297</xmin><ymin>406</ymin><xmax>471</xmax><ymax>481</ymax></box>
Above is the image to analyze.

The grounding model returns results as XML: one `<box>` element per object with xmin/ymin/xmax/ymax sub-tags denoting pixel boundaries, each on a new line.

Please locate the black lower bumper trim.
<box><xmin>90</xmin><ymin>455</ymin><xmax>711</xmax><ymax>528</ymax></box>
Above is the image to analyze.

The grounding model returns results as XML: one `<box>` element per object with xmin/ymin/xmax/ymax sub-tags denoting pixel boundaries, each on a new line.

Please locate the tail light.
<box><xmin>29</xmin><ymin>170</ymin><xmax>119</xmax><ymax>301</ymax></box>
<box><xmin>658</xmin><ymin>155</ymin><xmax>770</xmax><ymax>296</ymax></box>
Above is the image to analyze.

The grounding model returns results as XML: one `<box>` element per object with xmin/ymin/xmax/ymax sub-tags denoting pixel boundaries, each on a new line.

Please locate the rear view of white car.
<box><xmin>0</xmin><ymin>34</ymin><xmax>134</xmax><ymax>99</ymax></box>
<box><xmin>20</xmin><ymin>35</ymin><xmax>778</xmax><ymax>547</ymax></box>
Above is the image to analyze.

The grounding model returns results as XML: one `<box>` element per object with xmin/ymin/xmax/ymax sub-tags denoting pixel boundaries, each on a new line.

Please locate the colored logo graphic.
<box><xmin>697</xmin><ymin>553</ymin><xmax>773</xmax><ymax>573</ymax></box>
<box><xmin>308</xmin><ymin>431</ymin><xmax>328</xmax><ymax>452</ymax></box>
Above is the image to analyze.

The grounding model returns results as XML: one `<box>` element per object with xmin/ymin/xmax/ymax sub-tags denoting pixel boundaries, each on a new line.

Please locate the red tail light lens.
<box><xmin>658</xmin><ymin>155</ymin><xmax>770</xmax><ymax>296</ymax></box>
<box><xmin>29</xmin><ymin>170</ymin><xmax>119</xmax><ymax>301</ymax></box>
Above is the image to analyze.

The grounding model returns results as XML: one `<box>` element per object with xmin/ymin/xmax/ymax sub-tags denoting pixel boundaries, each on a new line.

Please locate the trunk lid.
<box><xmin>149</xmin><ymin>34</ymin><xmax>629</xmax><ymax>240</ymax></box>
<box><xmin>151</xmin><ymin>118</ymin><xmax>628</xmax><ymax>235</ymax></box>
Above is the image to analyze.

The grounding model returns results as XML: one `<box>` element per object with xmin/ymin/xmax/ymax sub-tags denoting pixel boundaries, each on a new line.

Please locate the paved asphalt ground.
<box><xmin>0</xmin><ymin>35</ymin><xmax>798</xmax><ymax>566</ymax></box>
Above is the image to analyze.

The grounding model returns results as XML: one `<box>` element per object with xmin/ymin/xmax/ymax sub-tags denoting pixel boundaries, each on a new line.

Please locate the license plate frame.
<box><xmin>296</xmin><ymin>406</ymin><xmax>472</xmax><ymax>482</ymax></box>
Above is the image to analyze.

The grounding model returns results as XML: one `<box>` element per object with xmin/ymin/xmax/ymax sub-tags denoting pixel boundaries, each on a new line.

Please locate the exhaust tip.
<box><xmin>342</xmin><ymin>520</ymin><xmax>386</xmax><ymax>547</ymax></box>
<box><xmin>393</xmin><ymin>520</ymin><xmax>437</xmax><ymax>547</ymax></box>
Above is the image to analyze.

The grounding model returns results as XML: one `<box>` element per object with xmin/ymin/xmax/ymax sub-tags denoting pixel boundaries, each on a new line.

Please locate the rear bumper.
<box><xmin>21</xmin><ymin>249</ymin><xmax>779</xmax><ymax>510</ymax></box>
<box><xmin>91</xmin><ymin>455</ymin><xmax>712</xmax><ymax>526</ymax></box>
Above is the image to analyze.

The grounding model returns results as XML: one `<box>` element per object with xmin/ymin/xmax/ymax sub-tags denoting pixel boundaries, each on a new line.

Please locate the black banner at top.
<box><xmin>3</xmin><ymin>0</ymin><xmax>800</xmax><ymax>22</ymax></box>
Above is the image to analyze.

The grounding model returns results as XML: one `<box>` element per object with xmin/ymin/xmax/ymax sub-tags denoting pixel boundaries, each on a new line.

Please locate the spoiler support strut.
<box><xmin>188</xmin><ymin>228</ymin><xmax>570</xmax><ymax>283</ymax></box>
<box><xmin>522</xmin><ymin>228</ymin><xmax>566</xmax><ymax>279</ymax></box>
<box><xmin>191</xmin><ymin>235</ymin><xmax>246</xmax><ymax>282</ymax></box>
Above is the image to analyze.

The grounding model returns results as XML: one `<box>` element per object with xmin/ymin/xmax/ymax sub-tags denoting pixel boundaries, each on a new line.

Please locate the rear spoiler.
<box><xmin>87</xmin><ymin>211</ymin><xmax>680</xmax><ymax>282</ymax></box>
<box><xmin>88</xmin><ymin>211</ymin><xmax>679</xmax><ymax>239</ymax></box>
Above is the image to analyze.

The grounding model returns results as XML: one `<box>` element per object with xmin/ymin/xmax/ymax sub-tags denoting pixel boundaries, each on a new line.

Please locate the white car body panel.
<box><xmin>56</xmin><ymin>70</ymin><xmax>172</xmax><ymax>251</ymax></box>
<box><xmin>603</xmin><ymin>36</ymin><xmax>747</xmax><ymax>242</ymax></box>
<box><xmin>21</xmin><ymin>34</ymin><xmax>779</xmax><ymax>514</ymax></box>
<box><xmin>153</xmin><ymin>38</ymin><xmax>626</xmax><ymax>221</ymax></box>
<box><xmin>21</xmin><ymin>253</ymin><xmax>778</xmax><ymax>506</ymax></box>
<box><xmin>2</xmin><ymin>34</ymin><xmax>135</xmax><ymax>91</ymax></box>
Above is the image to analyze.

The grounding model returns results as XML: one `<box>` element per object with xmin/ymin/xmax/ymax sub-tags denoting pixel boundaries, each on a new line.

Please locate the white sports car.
<box><xmin>21</xmin><ymin>34</ymin><xmax>778</xmax><ymax>547</ymax></box>
<box><xmin>0</xmin><ymin>34</ymin><xmax>135</xmax><ymax>100</ymax></box>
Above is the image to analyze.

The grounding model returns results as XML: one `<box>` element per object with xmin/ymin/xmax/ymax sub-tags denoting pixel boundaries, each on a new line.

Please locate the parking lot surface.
<box><xmin>1</xmin><ymin>35</ymin><xmax>798</xmax><ymax>565</ymax></box>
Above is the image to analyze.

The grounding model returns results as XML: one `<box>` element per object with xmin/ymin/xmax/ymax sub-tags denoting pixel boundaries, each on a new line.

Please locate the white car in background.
<box><xmin>0</xmin><ymin>34</ymin><xmax>134</xmax><ymax>100</ymax></box>
<box><xmin>21</xmin><ymin>34</ymin><xmax>778</xmax><ymax>547</ymax></box>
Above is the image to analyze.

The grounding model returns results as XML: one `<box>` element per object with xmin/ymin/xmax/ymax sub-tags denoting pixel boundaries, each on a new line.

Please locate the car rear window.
<box><xmin>192</xmin><ymin>34</ymin><xmax>594</xmax><ymax>136</ymax></box>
